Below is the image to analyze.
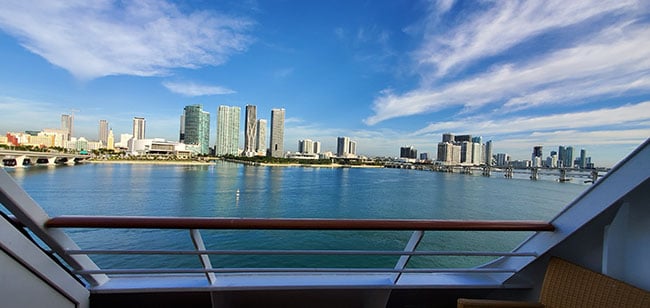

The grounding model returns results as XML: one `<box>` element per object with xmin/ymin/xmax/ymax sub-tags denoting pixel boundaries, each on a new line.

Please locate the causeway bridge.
<box><xmin>384</xmin><ymin>162</ymin><xmax>607</xmax><ymax>183</ymax></box>
<box><xmin>1</xmin><ymin>150</ymin><xmax>89</xmax><ymax>167</ymax></box>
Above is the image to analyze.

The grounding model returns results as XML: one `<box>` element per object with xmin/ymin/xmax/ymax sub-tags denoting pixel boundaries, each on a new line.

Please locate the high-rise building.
<box><xmin>437</xmin><ymin>142</ymin><xmax>452</xmax><ymax>163</ymax></box>
<box><xmin>269</xmin><ymin>108</ymin><xmax>285</xmax><ymax>158</ymax></box>
<box><xmin>61</xmin><ymin>114</ymin><xmax>73</xmax><ymax>141</ymax></box>
<box><xmin>179</xmin><ymin>114</ymin><xmax>185</xmax><ymax>143</ymax></box>
<box><xmin>299</xmin><ymin>139</ymin><xmax>314</xmax><ymax>154</ymax></box>
<box><xmin>580</xmin><ymin>149</ymin><xmax>587</xmax><ymax>169</ymax></box>
<box><xmin>181</xmin><ymin>104</ymin><xmax>210</xmax><ymax>155</ymax></box>
<box><xmin>400</xmin><ymin>146</ymin><xmax>417</xmax><ymax>159</ymax></box>
<box><xmin>216</xmin><ymin>105</ymin><xmax>241</xmax><ymax>156</ymax></box>
<box><xmin>442</xmin><ymin>133</ymin><xmax>454</xmax><ymax>143</ymax></box>
<box><xmin>455</xmin><ymin>134</ymin><xmax>472</xmax><ymax>143</ymax></box>
<box><xmin>107</xmin><ymin>129</ymin><xmax>115</xmax><ymax>150</ymax></box>
<box><xmin>256</xmin><ymin>119</ymin><xmax>267</xmax><ymax>155</ymax></box>
<box><xmin>98</xmin><ymin>120</ymin><xmax>109</xmax><ymax>145</ymax></box>
<box><xmin>532</xmin><ymin>145</ymin><xmax>543</xmax><ymax>167</ymax></box>
<box><xmin>133</xmin><ymin>117</ymin><xmax>146</xmax><ymax>140</ymax></box>
<box><xmin>495</xmin><ymin>153</ymin><xmax>510</xmax><ymax>166</ymax></box>
<box><xmin>471</xmin><ymin>142</ymin><xmax>482</xmax><ymax>165</ymax></box>
<box><xmin>485</xmin><ymin>140</ymin><xmax>493</xmax><ymax>166</ymax></box>
<box><xmin>337</xmin><ymin>136</ymin><xmax>350</xmax><ymax>157</ymax></box>
<box><xmin>558</xmin><ymin>146</ymin><xmax>566</xmax><ymax>168</ymax></box>
<box><xmin>313</xmin><ymin>141</ymin><xmax>321</xmax><ymax>154</ymax></box>
<box><xmin>349</xmin><ymin>141</ymin><xmax>357</xmax><ymax>155</ymax></box>
<box><xmin>566</xmin><ymin>146</ymin><xmax>574</xmax><ymax>168</ymax></box>
<box><xmin>244</xmin><ymin>105</ymin><xmax>257</xmax><ymax>157</ymax></box>
<box><xmin>460</xmin><ymin>141</ymin><xmax>473</xmax><ymax>163</ymax></box>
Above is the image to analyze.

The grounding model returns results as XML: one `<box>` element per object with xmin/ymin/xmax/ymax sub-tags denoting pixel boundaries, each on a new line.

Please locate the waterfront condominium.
<box><xmin>61</xmin><ymin>114</ymin><xmax>73</xmax><ymax>141</ymax></box>
<box><xmin>244</xmin><ymin>105</ymin><xmax>257</xmax><ymax>157</ymax></box>
<box><xmin>269</xmin><ymin>108</ymin><xmax>285</xmax><ymax>158</ymax></box>
<box><xmin>216</xmin><ymin>105</ymin><xmax>241</xmax><ymax>156</ymax></box>
<box><xmin>98</xmin><ymin>120</ymin><xmax>109</xmax><ymax>145</ymax></box>
<box><xmin>133</xmin><ymin>117</ymin><xmax>146</xmax><ymax>140</ymax></box>
<box><xmin>181</xmin><ymin>104</ymin><xmax>210</xmax><ymax>155</ymax></box>
<box><xmin>336</xmin><ymin>136</ymin><xmax>357</xmax><ymax>158</ymax></box>
<box><xmin>256</xmin><ymin>119</ymin><xmax>267</xmax><ymax>156</ymax></box>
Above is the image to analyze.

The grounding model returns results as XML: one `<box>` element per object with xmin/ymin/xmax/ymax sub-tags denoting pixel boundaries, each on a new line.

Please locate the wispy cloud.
<box><xmin>365</xmin><ymin>1</ymin><xmax>650</xmax><ymax>125</ymax></box>
<box><xmin>0</xmin><ymin>0</ymin><xmax>253</xmax><ymax>80</ymax></box>
<box><xmin>414</xmin><ymin>101</ymin><xmax>650</xmax><ymax>137</ymax></box>
<box><xmin>418</xmin><ymin>0</ymin><xmax>637</xmax><ymax>77</ymax></box>
<box><xmin>162</xmin><ymin>81</ymin><xmax>235</xmax><ymax>96</ymax></box>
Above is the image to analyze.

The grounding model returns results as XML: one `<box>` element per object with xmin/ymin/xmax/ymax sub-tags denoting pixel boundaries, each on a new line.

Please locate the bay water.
<box><xmin>4</xmin><ymin>162</ymin><xmax>587</xmax><ymax>270</ymax></box>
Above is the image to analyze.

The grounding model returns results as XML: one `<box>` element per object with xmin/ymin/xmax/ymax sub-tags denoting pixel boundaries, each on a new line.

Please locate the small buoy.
<box><xmin>236</xmin><ymin>189</ymin><xmax>240</xmax><ymax>196</ymax></box>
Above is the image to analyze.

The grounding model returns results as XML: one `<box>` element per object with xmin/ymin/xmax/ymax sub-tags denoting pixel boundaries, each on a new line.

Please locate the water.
<box><xmin>3</xmin><ymin>162</ymin><xmax>587</xmax><ymax>270</ymax></box>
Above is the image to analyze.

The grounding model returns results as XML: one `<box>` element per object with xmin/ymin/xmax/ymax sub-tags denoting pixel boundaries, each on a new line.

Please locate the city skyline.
<box><xmin>1</xmin><ymin>1</ymin><xmax>649</xmax><ymax>167</ymax></box>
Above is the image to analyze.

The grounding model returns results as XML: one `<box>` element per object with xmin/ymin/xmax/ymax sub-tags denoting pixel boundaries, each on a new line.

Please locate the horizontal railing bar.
<box><xmin>46</xmin><ymin>216</ymin><xmax>555</xmax><ymax>231</ymax></box>
<box><xmin>65</xmin><ymin>249</ymin><xmax>538</xmax><ymax>257</ymax></box>
<box><xmin>75</xmin><ymin>267</ymin><xmax>518</xmax><ymax>275</ymax></box>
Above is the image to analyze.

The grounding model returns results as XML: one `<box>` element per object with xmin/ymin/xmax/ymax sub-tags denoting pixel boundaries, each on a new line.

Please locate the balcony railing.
<box><xmin>45</xmin><ymin>216</ymin><xmax>553</xmax><ymax>288</ymax></box>
<box><xmin>1</xmin><ymin>168</ymin><xmax>555</xmax><ymax>290</ymax></box>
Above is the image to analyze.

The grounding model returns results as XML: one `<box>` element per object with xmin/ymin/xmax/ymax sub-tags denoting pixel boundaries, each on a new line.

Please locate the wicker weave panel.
<box><xmin>540</xmin><ymin>258</ymin><xmax>650</xmax><ymax>308</ymax></box>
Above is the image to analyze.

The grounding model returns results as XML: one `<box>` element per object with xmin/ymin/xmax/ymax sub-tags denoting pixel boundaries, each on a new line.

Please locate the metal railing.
<box><xmin>2</xmin><ymin>168</ymin><xmax>555</xmax><ymax>289</ymax></box>
<box><xmin>45</xmin><ymin>216</ymin><xmax>553</xmax><ymax>287</ymax></box>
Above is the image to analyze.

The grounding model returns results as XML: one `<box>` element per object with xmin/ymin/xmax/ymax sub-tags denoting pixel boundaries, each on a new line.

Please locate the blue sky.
<box><xmin>0</xmin><ymin>0</ymin><xmax>649</xmax><ymax>166</ymax></box>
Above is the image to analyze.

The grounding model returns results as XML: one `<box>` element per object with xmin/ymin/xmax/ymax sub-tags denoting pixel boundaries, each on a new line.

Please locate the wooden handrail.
<box><xmin>46</xmin><ymin>216</ymin><xmax>555</xmax><ymax>231</ymax></box>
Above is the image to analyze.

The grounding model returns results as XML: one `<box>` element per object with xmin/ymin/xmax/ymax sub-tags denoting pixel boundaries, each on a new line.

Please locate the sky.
<box><xmin>0</xmin><ymin>0</ymin><xmax>649</xmax><ymax>167</ymax></box>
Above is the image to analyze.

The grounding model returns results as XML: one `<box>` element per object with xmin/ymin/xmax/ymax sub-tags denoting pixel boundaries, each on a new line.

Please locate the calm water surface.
<box><xmin>4</xmin><ymin>162</ymin><xmax>588</xmax><ymax>269</ymax></box>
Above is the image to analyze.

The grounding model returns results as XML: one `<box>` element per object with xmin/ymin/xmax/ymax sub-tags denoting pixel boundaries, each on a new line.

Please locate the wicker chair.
<box><xmin>458</xmin><ymin>257</ymin><xmax>650</xmax><ymax>308</ymax></box>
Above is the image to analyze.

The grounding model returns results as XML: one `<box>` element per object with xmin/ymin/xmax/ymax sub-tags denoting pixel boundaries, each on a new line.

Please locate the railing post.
<box><xmin>190</xmin><ymin>229</ymin><xmax>217</xmax><ymax>285</ymax></box>
<box><xmin>392</xmin><ymin>230</ymin><xmax>424</xmax><ymax>284</ymax></box>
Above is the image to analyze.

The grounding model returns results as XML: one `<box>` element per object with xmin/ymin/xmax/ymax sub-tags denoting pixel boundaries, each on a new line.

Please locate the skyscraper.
<box><xmin>299</xmin><ymin>139</ymin><xmax>314</xmax><ymax>154</ymax></box>
<box><xmin>107</xmin><ymin>129</ymin><xmax>115</xmax><ymax>150</ymax></box>
<box><xmin>580</xmin><ymin>149</ymin><xmax>587</xmax><ymax>169</ymax></box>
<box><xmin>442</xmin><ymin>133</ymin><xmax>454</xmax><ymax>143</ymax></box>
<box><xmin>400</xmin><ymin>146</ymin><xmax>417</xmax><ymax>159</ymax></box>
<box><xmin>61</xmin><ymin>114</ymin><xmax>73</xmax><ymax>141</ymax></box>
<box><xmin>558</xmin><ymin>146</ymin><xmax>567</xmax><ymax>168</ymax></box>
<box><xmin>133</xmin><ymin>117</ymin><xmax>146</xmax><ymax>140</ymax></box>
<box><xmin>269</xmin><ymin>108</ymin><xmax>285</xmax><ymax>158</ymax></box>
<box><xmin>485</xmin><ymin>140</ymin><xmax>493</xmax><ymax>166</ymax></box>
<box><xmin>99</xmin><ymin>120</ymin><xmax>109</xmax><ymax>145</ymax></box>
<box><xmin>337</xmin><ymin>136</ymin><xmax>350</xmax><ymax>157</ymax></box>
<box><xmin>179</xmin><ymin>114</ymin><xmax>185</xmax><ymax>143</ymax></box>
<box><xmin>216</xmin><ymin>105</ymin><xmax>241</xmax><ymax>156</ymax></box>
<box><xmin>181</xmin><ymin>105</ymin><xmax>210</xmax><ymax>155</ymax></box>
<box><xmin>256</xmin><ymin>119</ymin><xmax>267</xmax><ymax>155</ymax></box>
<box><xmin>532</xmin><ymin>145</ymin><xmax>543</xmax><ymax>167</ymax></box>
<box><xmin>244</xmin><ymin>105</ymin><xmax>257</xmax><ymax>157</ymax></box>
<box><xmin>566</xmin><ymin>146</ymin><xmax>574</xmax><ymax>168</ymax></box>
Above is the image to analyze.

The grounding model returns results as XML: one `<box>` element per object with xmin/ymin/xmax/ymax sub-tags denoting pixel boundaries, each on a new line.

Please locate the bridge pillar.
<box><xmin>48</xmin><ymin>157</ymin><xmax>57</xmax><ymax>165</ymax></box>
<box><xmin>530</xmin><ymin>167</ymin><xmax>539</xmax><ymax>180</ymax></box>
<box><xmin>559</xmin><ymin>168</ymin><xmax>569</xmax><ymax>182</ymax></box>
<box><xmin>66</xmin><ymin>157</ymin><xmax>76</xmax><ymax>165</ymax></box>
<box><xmin>504</xmin><ymin>167</ymin><xmax>513</xmax><ymax>178</ymax></box>
<box><xmin>482</xmin><ymin>166</ymin><xmax>491</xmax><ymax>177</ymax></box>
<box><xmin>15</xmin><ymin>155</ymin><xmax>26</xmax><ymax>167</ymax></box>
<box><xmin>590</xmin><ymin>170</ymin><xmax>599</xmax><ymax>184</ymax></box>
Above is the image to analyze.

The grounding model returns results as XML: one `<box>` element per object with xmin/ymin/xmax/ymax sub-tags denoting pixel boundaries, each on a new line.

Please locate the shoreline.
<box><xmin>86</xmin><ymin>159</ymin><xmax>383</xmax><ymax>168</ymax></box>
<box><xmin>86</xmin><ymin>160</ymin><xmax>213</xmax><ymax>166</ymax></box>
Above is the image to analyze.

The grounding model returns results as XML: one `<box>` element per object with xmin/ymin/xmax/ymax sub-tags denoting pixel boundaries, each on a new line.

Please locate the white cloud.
<box><xmin>162</xmin><ymin>81</ymin><xmax>235</xmax><ymax>96</ymax></box>
<box><xmin>0</xmin><ymin>0</ymin><xmax>253</xmax><ymax>80</ymax></box>
<box><xmin>414</xmin><ymin>101</ymin><xmax>650</xmax><ymax>137</ymax></box>
<box><xmin>365</xmin><ymin>21</ymin><xmax>650</xmax><ymax>125</ymax></box>
<box><xmin>418</xmin><ymin>0</ymin><xmax>638</xmax><ymax>77</ymax></box>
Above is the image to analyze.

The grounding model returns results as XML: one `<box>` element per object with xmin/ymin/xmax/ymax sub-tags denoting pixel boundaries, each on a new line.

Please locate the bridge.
<box><xmin>0</xmin><ymin>150</ymin><xmax>90</xmax><ymax>167</ymax></box>
<box><xmin>384</xmin><ymin>162</ymin><xmax>607</xmax><ymax>183</ymax></box>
